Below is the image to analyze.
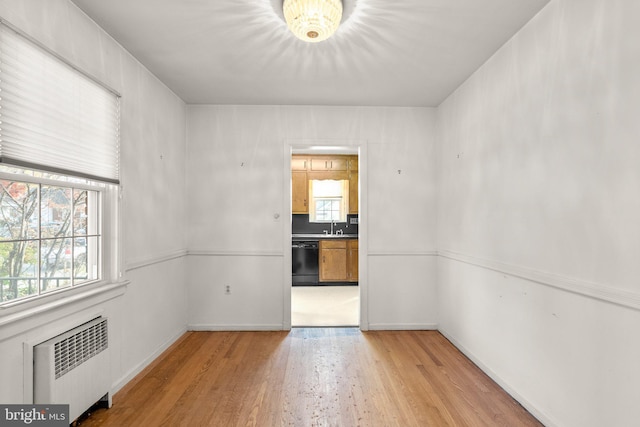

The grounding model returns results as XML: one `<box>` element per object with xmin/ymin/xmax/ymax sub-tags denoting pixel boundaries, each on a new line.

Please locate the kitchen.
<box><xmin>291</xmin><ymin>153</ymin><xmax>359</xmax><ymax>326</ymax></box>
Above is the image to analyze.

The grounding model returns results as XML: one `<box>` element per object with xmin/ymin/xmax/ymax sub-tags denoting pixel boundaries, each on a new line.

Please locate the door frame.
<box><xmin>282</xmin><ymin>139</ymin><xmax>368</xmax><ymax>330</ymax></box>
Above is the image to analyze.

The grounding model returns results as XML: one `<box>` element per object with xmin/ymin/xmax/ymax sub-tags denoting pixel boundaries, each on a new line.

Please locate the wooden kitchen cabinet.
<box><xmin>307</xmin><ymin>156</ymin><xmax>350</xmax><ymax>184</ymax></box>
<box><xmin>292</xmin><ymin>170</ymin><xmax>308</xmax><ymax>214</ymax></box>
<box><xmin>347</xmin><ymin>239</ymin><xmax>358</xmax><ymax>282</ymax></box>
<box><xmin>292</xmin><ymin>156</ymin><xmax>309</xmax><ymax>171</ymax></box>
<box><xmin>349</xmin><ymin>171</ymin><xmax>358</xmax><ymax>214</ymax></box>
<box><xmin>319</xmin><ymin>239</ymin><xmax>358</xmax><ymax>282</ymax></box>
<box><xmin>292</xmin><ymin>154</ymin><xmax>358</xmax><ymax>214</ymax></box>
<box><xmin>348</xmin><ymin>155</ymin><xmax>358</xmax><ymax>171</ymax></box>
<box><xmin>310</xmin><ymin>157</ymin><xmax>348</xmax><ymax>171</ymax></box>
<box><xmin>319</xmin><ymin>240</ymin><xmax>347</xmax><ymax>282</ymax></box>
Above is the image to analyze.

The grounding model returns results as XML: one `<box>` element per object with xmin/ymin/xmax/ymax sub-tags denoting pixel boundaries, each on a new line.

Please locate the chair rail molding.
<box><xmin>438</xmin><ymin>249</ymin><xmax>640</xmax><ymax>311</ymax></box>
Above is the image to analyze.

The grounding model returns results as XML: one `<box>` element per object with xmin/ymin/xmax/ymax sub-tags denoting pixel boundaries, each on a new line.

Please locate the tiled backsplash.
<box><xmin>292</xmin><ymin>214</ymin><xmax>359</xmax><ymax>235</ymax></box>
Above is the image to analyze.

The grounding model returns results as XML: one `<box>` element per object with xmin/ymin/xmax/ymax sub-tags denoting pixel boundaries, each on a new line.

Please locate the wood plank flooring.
<box><xmin>78</xmin><ymin>329</ymin><xmax>542</xmax><ymax>427</ymax></box>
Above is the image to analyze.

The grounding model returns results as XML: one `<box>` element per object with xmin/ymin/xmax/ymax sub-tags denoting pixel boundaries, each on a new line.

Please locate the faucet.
<box><xmin>324</xmin><ymin>221</ymin><xmax>338</xmax><ymax>235</ymax></box>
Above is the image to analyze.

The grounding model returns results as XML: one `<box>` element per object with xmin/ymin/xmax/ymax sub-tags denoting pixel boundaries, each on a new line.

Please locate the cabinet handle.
<box><xmin>322</xmin><ymin>256</ymin><xmax>325</xmax><ymax>263</ymax></box>
<box><xmin>330</xmin><ymin>160</ymin><xmax>333</xmax><ymax>169</ymax></box>
<box><xmin>304</xmin><ymin>199</ymin><xmax>307</xmax><ymax>206</ymax></box>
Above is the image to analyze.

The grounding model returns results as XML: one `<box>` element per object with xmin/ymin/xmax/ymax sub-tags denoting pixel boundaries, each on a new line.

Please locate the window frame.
<box><xmin>308</xmin><ymin>179</ymin><xmax>349</xmax><ymax>223</ymax></box>
<box><xmin>0</xmin><ymin>168</ymin><xmax>120</xmax><ymax>308</ymax></box>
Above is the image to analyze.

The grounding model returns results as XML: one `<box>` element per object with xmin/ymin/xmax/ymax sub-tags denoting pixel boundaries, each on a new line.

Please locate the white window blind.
<box><xmin>0</xmin><ymin>23</ymin><xmax>120</xmax><ymax>183</ymax></box>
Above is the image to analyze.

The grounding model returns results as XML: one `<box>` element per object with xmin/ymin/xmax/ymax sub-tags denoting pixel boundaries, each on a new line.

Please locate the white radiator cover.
<box><xmin>33</xmin><ymin>317</ymin><xmax>111</xmax><ymax>422</ymax></box>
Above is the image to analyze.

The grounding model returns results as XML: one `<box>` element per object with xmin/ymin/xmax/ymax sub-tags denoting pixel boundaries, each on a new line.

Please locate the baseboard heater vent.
<box><xmin>34</xmin><ymin>317</ymin><xmax>112</xmax><ymax>422</ymax></box>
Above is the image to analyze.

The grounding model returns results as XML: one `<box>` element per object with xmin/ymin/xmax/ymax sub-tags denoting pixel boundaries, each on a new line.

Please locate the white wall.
<box><xmin>436</xmin><ymin>0</ymin><xmax>640</xmax><ymax>425</ymax></box>
<box><xmin>186</xmin><ymin>105</ymin><xmax>438</xmax><ymax>330</ymax></box>
<box><xmin>0</xmin><ymin>0</ymin><xmax>188</xmax><ymax>402</ymax></box>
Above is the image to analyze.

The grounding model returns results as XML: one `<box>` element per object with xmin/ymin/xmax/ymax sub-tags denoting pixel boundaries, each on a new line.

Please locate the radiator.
<box><xmin>33</xmin><ymin>317</ymin><xmax>112</xmax><ymax>422</ymax></box>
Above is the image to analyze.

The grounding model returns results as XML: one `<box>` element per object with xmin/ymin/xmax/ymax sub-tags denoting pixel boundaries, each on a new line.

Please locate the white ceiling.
<box><xmin>71</xmin><ymin>0</ymin><xmax>550</xmax><ymax>107</ymax></box>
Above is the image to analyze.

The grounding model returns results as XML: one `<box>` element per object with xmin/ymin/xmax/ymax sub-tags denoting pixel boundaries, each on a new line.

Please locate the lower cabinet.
<box><xmin>319</xmin><ymin>239</ymin><xmax>358</xmax><ymax>283</ymax></box>
<box><xmin>347</xmin><ymin>239</ymin><xmax>358</xmax><ymax>282</ymax></box>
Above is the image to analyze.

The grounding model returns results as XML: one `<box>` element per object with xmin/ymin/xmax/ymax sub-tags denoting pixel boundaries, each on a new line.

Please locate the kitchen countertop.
<box><xmin>292</xmin><ymin>233</ymin><xmax>358</xmax><ymax>241</ymax></box>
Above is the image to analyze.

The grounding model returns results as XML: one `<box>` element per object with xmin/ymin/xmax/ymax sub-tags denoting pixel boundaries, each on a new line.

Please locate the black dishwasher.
<box><xmin>292</xmin><ymin>241</ymin><xmax>319</xmax><ymax>286</ymax></box>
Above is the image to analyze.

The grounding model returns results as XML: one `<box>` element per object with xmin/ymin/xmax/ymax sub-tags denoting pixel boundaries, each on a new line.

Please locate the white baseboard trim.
<box><xmin>439</xmin><ymin>249</ymin><xmax>640</xmax><ymax>311</ymax></box>
<box><xmin>368</xmin><ymin>323</ymin><xmax>438</xmax><ymax>331</ymax></box>
<box><xmin>112</xmin><ymin>327</ymin><xmax>187</xmax><ymax>394</ymax></box>
<box><xmin>188</xmin><ymin>323</ymin><xmax>285</xmax><ymax>331</ymax></box>
<box><xmin>438</xmin><ymin>328</ymin><xmax>558</xmax><ymax>427</ymax></box>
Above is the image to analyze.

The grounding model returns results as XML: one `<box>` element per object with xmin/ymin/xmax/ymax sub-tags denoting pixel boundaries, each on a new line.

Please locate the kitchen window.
<box><xmin>309</xmin><ymin>180</ymin><xmax>349</xmax><ymax>223</ymax></box>
<box><xmin>315</xmin><ymin>199</ymin><xmax>342</xmax><ymax>222</ymax></box>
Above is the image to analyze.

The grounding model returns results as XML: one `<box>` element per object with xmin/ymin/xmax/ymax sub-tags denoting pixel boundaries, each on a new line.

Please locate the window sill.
<box><xmin>0</xmin><ymin>280</ymin><xmax>129</xmax><ymax>341</ymax></box>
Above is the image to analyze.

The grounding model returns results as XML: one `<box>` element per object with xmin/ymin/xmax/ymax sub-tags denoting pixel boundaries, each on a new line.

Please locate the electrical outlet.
<box><xmin>224</xmin><ymin>284</ymin><xmax>231</xmax><ymax>295</ymax></box>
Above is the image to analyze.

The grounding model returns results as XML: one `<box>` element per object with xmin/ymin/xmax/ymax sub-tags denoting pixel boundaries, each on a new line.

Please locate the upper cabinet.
<box><xmin>349</xmin><ymin>171</ymin><xmax>358</xmax><ymax>214</ymax></box>
<box><xmin>292</xmin><ymin>155</ymin><xmax>309</xmax><ymax>213</ymax></box>
<box><xmin>292</xmin><ymin>154</ymin><xmax>358</xmax><ymax>215</ymax></box>
<box><xmin>292</xmin><ymin>157</ymin><xmax>309</xmax><ymax>171</ymax></box>
<box><xmin>347</xmin><ymin>155</ymin><xmax>358</xmax><ymax>214</ymax></box>
<box><xmin>308</xmin><ymin>156</ymin><xmax>348</xmax><ymax>180</ymax></box>
<box><xmin>348</xmin><ymin>155</ymin><xmax>358</xmax><ymax>172</ymax></box>
<box><xmin>292</xmin><ymin>170</ymin><xmax>309</xmax><ymax>214</ymax></box>
<box><xmin>310</xmin><ymin>157</ymin><xmax>348</xmax><ymax>171</ymax></box>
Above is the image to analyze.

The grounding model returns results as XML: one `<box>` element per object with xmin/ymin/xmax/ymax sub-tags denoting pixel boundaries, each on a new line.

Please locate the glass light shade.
<box><xmin>283</xmin><ymin>0</ymin><xmax>343</xmax><ymax>43</ymax></box>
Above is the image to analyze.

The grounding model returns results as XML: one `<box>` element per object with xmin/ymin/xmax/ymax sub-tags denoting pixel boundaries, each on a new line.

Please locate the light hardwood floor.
<box><xmin>78</xmin><ymin>329</ymin><xmax>542</xmax><ymax>426</ymax></box>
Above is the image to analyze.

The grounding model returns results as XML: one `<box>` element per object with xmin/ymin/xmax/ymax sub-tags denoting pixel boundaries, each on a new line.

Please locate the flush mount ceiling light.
<box><xmin>283</xmin><ymin>0</ymin><xmax>343</xmax><ymax>43</ymax></box>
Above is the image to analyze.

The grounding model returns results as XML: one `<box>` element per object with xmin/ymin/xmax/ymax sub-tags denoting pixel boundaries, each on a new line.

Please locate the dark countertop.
<box><xmin>292</xmin><ymin>233</ymin><xmax>358</xmax><ymax>241</ymax></box>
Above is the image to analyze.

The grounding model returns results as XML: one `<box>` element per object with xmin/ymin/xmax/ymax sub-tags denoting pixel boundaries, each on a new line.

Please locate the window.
<box><xmin>309</xmin><ymin>180</ymin><xmax>349</xmax><ymax>223</ymax></box>
<box><xmin>0</xmin><ymin>23</ymin><xmax>120</xmax><ymax>306</ymax></box>
<box><xmin>0</xmin><ymin>168</ymin><xmax>113</xmax><ymax>303</ymax></box>
<box><xmin>315</xmin><ymin>199</ymin><xmax>342</xmax><ymax>222</ymax></box>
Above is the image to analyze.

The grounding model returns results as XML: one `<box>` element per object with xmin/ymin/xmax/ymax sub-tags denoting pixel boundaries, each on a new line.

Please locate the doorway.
<box><xmin>288</xmin><ymin>146</ymin><xmax>361</xmax><ymax>328</ymax></box>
